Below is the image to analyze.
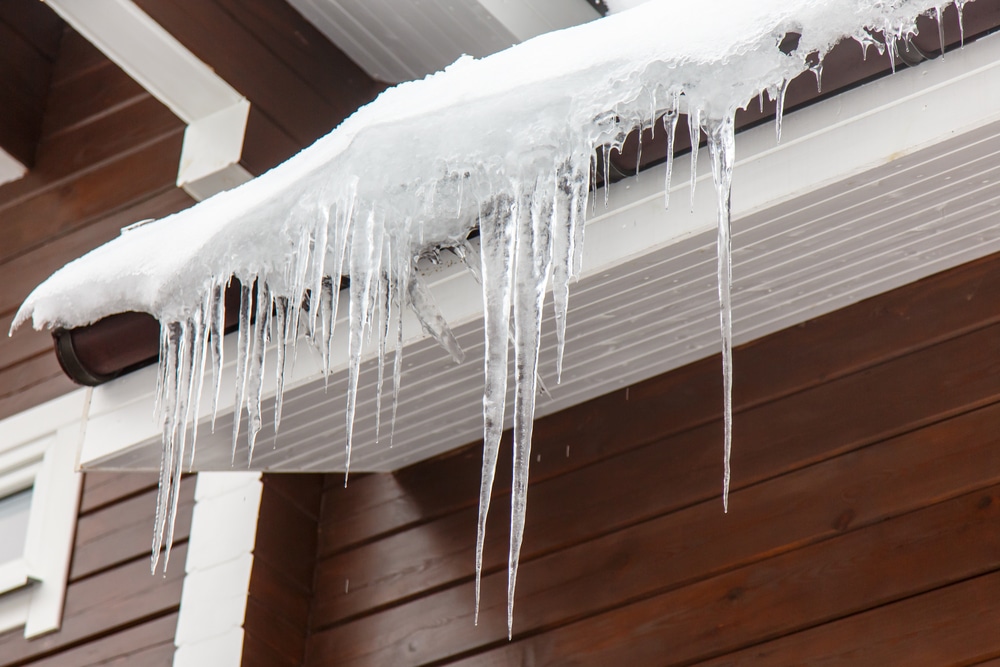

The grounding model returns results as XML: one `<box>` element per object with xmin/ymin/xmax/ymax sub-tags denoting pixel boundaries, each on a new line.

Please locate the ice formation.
<box><xmin>13</xmin><ymin>0</ymin><xmax>970</xmax><ymax>636</ymax></box>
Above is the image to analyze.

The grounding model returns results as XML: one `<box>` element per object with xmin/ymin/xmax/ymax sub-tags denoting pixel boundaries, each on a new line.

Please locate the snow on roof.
<box><xmin>12</xmin><ymin>0</ymin><xmax>967</xmax><ymax>634</ymax></box>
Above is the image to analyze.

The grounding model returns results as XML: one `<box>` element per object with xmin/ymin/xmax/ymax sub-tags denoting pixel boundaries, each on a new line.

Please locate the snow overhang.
<box><xmin>72</xmin><ymin>27</ymin><xmax>1000</xmax><ymax>473</ymax></box>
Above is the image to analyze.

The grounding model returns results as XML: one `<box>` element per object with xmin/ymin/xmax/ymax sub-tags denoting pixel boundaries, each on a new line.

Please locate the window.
<box><xmin>0</xmin><ymin>390</ymin><xmax>85</xmax><ymax>638</ymax></box>
<box><xmin>0</xmin><ymin>488</ymin><xmax>34</xmax><ymax>591</ymax></box>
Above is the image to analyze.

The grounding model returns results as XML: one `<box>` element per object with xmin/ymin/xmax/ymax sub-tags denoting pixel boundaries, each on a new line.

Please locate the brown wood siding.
<box><xmin>0</xmin><ymin>472</ymin><xmax>194</xmax><ymax>666</ymax></box>
<box><xmin>242</xmin><ymin>474</ymin><xmax>324</xmax><ymax>667</ymax></box>
<box><xmin>0</xmin><ymin>0</ymin><xmax>61</xmax><ymax>167</ymax></box>
<box><xmin>0</xmin><ymin>23</ymin><xmax>194</xmax><ymax>420</ymax></box>
<box><xmin>301</xmin><ymin>250</ymin><xmax>1000</xmax><ymax>666</ymax></box>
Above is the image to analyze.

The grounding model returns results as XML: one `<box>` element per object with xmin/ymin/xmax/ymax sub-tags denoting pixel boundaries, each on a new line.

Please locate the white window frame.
<box><xmin>0</xmin><ymin>389</ymin><xmax>87</xmax><ymax>638</ymax></box>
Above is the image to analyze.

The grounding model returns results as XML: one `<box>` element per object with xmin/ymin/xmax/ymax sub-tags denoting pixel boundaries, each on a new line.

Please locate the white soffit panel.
<box><xmin>285</xmin><ymin>0</ymin><xmax>599</xmax><ymax>83</ymax></box>
<box><xmin>79</xmin><ymin>32</ymin><xmax>1000</xmax><ymax>473</ymax></box>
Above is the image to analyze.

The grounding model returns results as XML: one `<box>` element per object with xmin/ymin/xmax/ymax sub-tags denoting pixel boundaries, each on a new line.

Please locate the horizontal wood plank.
<box><xmin>0</xmin><ymin>131</ymin><xmax>183</xmax><ymax>265</ymax></box>
<box><xmin>0</xmin><ymin>352</ymin><xmax>77</xmax><ymax>421</ymax></box>
<box><xmin>27</xmin><ymin>614</ymin><xmax>177</xmax><ymax>667</ymax></box>
<box><xmin>71</xmin><ymin>476</ymin><xmax>196</xmax><ymax>581</ymax></box>
<box><xmin>80</xmin><ymin>471</ymin><xmax>159</xmax><ymax>515</ymax></box>
<box><xmin>693</xmin><ymin>571</ymin><xmax>1000</xmax><ymax>666</ymax></box>
<box><xmin>0</xmin><ymin>94</ymin><xmax>182</xmax><ymax>212</ymax></box>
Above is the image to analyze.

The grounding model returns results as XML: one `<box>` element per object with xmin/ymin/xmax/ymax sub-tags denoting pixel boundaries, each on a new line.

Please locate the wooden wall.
<box><xmin>0</xmin><ymin>473</ymin><xmax>195</xmax><ymax>666</ymax></box>
<box><xmin>300</xmin><ymin>250</ymin><xmax>1000</xmax><ymax>666</ymax></box>
<box><xmin>0</xmin><ymin>0</ymin><xmax>380</xmax><ymax>422</ymax></box>
<box><xmin>0</xmin><ymin>23</ymin><xmax>193</xmax><ymax>420</ymax></box>
<box><xmin>242</xmin><ymin>474</ymin><xmax>324</xmax><ymax>667</ymax></box>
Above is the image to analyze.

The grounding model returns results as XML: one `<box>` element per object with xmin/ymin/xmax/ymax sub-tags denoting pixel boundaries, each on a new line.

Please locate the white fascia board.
<box><xmin>0</xmin><ymin>148</ymin><xmax>27</xmax><ymax>187</ymax></box>
<box><xmin>45</xmin><ymin>0</ymin><xmax>252</xmax><ymax>200</ymax></box>
<box><xmin>477</xmin><ymin>0</ymin><xmax>601</xmax><ymax>41</ymax></box>
<box><xmin>75</xmin><ymin>31</ymin><xmax>1000</xmax><ymax>472</ymax></box>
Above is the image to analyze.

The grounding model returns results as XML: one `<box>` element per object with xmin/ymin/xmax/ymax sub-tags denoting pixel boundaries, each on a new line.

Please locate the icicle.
<box><xmin>886</xmin><ymin>35</ymin><xmax>898</xmax><ymax>73</ymax></box>
<box><xmin>245</xmin><ymin>282</ymin><xmax>271</xmax><ymax>463</ymax></box>
<box><xmin>373</xmin><ymin>237</ymin><xmax>392</xmax><ymax>442</ymax></box>
<box><xmin>287</xmin><ymin>229</ymin><xmax>312</xmax><ymax>373</ymax></box>
<box><xmin>389</xmin><ymin>218</ymin><xmax>413</xmax><ymax>445</ymax></box>
<box><xmin>151</xmin><ymin>322</ymin><xmax>178</xmax><ymax>574</ymax></box>
<box><xmin>550</xmin><ymin>164</ymin><xmax>574</xmax><ymax>383</ymax></box>
<box><xmin>706</xmin><ymin>113</ymin><xmax>736</xmax><ymax>513</ymax></box>
<box><xmin>187</xmin><ymin>296</ymin><xmax>210</xmax><ymax>468</ymax></box>
<box><xmin>602</xmin><ymin>145</ymin><xmax>611</xmax><ymax>207</ymax></box>
<box><xmin>507</xmin><ymin>184</ymin><xmax>553</xmax><ymax>638</ymax></box>
<box><xmin>775</xmin><ymin>79</ymin><xmax>789</xmax><ymax>143</ymax></box>
<box><xmin>231</xmin><ymin>283</ymin><xmax>252</xmax><ymax>463</ymax></box>
<box><xmin>662</xmin><ymin>91</ymin><xmax>679</xmax><ymax>209</ymax></box>
<box><xmin>688</xmin><ymin>107</ymin><xmax>701</xmax><ymax>208</ymax></box>
<box><xmin>956</xmin><ymin>0</ymin><xmax>967</xmax><ymax>46</ymax></box>
<box><xmin>153</xmin><ymin>324</ymin><xmax>168</xmax><ymax>424</ymax></box>
<box><xmin>474</xmin><ymin>194</ymin><xmax>516</xmax><ymax>625</ymax></box>
<box><xmin>407</xmin><ymin>272</ymin><xmax>465</xmax><ymax>365</ymax></box>
<box><xmin>209</xmin><ymin>281</ymin><xmax>225</xmax><ymax>431</ymax></box>
<box><xmin>272</xmin><ymin>296</ymin><xmax>289</xmax><ymax>439</ymax></box>
<box><xmin>319</xmin><ymin>277</ymin><xmax>334</xmax><ymax>380</ymax></box>
<box><xmin>344</xmin><ymin>212</ymin><xmax>374</xmax><ymax>480</ymax></box>
<box><xmin>309</xmin><ymin>214</ymin><xmax>329</xmax><ymax>356</ymax></box>
<box><xmin>934</xmin><ymin>5</ymin><xmax>946</xmax><ymax>57</ymax></box>
<box><xmin>812</xmin><ymin>62</ymin><xmax>823</xmax><ymax>93</ymax></box>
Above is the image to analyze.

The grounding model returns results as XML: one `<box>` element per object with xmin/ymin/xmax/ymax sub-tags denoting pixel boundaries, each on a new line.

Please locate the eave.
<box><xmin>73</xmin><ymin>25</ymin><xmax>1000</xmax><ymax>473</ymax></box>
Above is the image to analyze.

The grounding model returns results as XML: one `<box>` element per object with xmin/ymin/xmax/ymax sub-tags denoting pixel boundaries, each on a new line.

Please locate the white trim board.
<box><xmin>0</xmin><ymin>390</ymin><xmax>86</xmax><ymax>637</ymax></box>
<box><xmin>172</xmin><ymin>472</ymin><xmax>261</xmax><ymax>667</ymax></box>
<box><xmin>70</xmin><ymin>31</ymin><xmax>1000</xmax><ymax>473</ymax></box>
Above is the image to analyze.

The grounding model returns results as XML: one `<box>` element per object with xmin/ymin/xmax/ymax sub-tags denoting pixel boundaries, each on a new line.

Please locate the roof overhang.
<box><xmin>75</xmin><ymin>29</ymin><xmax>1000</xmax><ymax>473</ymax></box>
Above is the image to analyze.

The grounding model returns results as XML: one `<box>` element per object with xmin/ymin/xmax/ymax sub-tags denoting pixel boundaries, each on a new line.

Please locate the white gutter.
<box><xmin>44</xmin><ymin>0</ymin><xmax>252</xmax><ymax>201</ymax></box>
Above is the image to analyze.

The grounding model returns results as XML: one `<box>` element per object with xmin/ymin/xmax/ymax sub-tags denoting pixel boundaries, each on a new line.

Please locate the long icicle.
<box><xmin>474</xmin><ymin>195</ymin><xmax>516</xmax><ymax>624</ymax></box>
<box><xmin>508</xmin><ymin>184</ymin><xmax>553</xmax><ymax>638</ymax></box>
<box><xmin>706</xmin><ymin>113</ymin><xmax>737</xmax><ymax>512</ymax></box>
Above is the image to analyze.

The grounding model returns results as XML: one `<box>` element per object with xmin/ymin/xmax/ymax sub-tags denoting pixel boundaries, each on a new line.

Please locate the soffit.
<box><xmin>78</xmin><ymin>31</ymin><xmax>1000</xmax><ymax>472</ymax></box>
<box><xmin>285</xmin><ymin>0</ymin><xmax>600</xmax><ymax>82</ymax></box>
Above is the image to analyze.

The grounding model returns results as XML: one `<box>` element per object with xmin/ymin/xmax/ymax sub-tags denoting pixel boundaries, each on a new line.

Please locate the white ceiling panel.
<box><xmin>285</xmin><ymin>0</ymin><xmax>599</xmax><ymax>82</ymax></box>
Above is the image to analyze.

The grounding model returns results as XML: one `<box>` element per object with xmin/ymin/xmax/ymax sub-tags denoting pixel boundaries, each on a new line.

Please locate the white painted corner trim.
<box><xmin>44</xmin><ymin>0</ymin><xmax>252</xmax><ymax>200</ymax></box>
<box><xmin>0</xmin><ymin>390</ymin><xmax>87</xmax><ymax>638</ymax></box>
<box><xmin>173</xmin><ymin>472</ymin><xmax>262</xmax><ymax>667</ymax></box>
<box><xmin>0</xmin><ymin>147</ymin><xmax>27</xmax><ymax>188</ymax></box>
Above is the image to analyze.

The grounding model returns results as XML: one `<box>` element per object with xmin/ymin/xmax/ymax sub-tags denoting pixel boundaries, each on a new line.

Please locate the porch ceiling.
<box><xmin>77</xmin><ymin>30</ymin><xmax>1000</xmax><ymax>473</ymax></box>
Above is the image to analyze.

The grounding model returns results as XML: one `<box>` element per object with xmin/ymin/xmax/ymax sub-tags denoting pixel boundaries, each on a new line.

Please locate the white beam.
<box><xmin>44</xmin><ymin>0</ymin><xmax>252</xmax><ymax>200</ymax></box>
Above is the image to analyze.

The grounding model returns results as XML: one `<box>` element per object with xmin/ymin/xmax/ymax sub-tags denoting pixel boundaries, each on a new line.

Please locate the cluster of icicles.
<box><xmin>119</xmin><ymin>2</ymin><xmax>978</xmax><ymax>637</ymax></box>
<box><xmin>13</xmin><ymin>0</ymin><xmax>975</xmax><ymax>638</ymax></box>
